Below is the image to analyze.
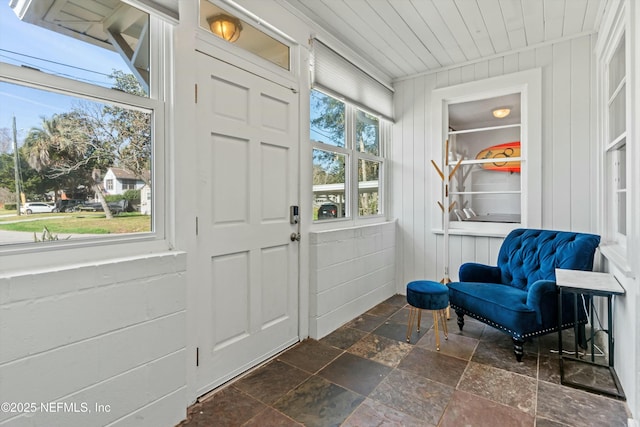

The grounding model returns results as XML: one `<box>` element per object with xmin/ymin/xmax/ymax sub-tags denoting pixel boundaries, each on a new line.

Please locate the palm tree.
<box><xmin>23</xmin><ymin>114</ymin><xmax>114</xmax><ymax>218</ymax></box>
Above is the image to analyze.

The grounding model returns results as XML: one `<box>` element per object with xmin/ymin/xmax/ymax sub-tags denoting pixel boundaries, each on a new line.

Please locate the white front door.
<box><xmin>195</xmin><ymin>52</ymin><xmax>299</xmax><ymax>395</ymax></box>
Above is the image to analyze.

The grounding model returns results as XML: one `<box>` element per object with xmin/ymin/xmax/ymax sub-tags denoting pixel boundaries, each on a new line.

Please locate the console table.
<box><xmin>556</xmin><ymin>268</ymin><xmax>626</xmax><ymax>400</ymax></box>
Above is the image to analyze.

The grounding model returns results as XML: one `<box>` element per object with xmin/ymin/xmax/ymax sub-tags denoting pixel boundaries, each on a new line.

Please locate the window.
<box><xmin>0</xmin><ymin>1</ymin><xmax>166</xmax><ymax>248</ymax></box>
<box><xmin>605</xmin><ymin>36</ymin><xmax>627</xmax><ymax>247</ymax></box>
<box><xmin>598</xmin><ymin>9</ymin><xmax>630</xmax><ymax>267</ymax></box>
<box><xmin>311</xmin><ymin>89</ymin><xmax>387</xmax><ymax>221</ymax></box>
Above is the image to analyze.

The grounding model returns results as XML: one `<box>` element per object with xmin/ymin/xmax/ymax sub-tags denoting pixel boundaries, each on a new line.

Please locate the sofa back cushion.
<box><xmin>497</xmin><ymin>229</ymin><xmax>601</xmax><ymax>290</ymax></box>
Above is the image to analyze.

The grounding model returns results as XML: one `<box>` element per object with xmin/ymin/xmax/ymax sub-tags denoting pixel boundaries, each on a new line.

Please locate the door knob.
<box><xmin>290</xmin><ymin>232</ymin><xmax>301</xmax><ymax>242</ymax></box>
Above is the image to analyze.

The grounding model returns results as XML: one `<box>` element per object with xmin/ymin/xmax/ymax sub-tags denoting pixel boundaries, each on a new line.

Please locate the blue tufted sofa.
<box><xmin>448</xmin><ymin>228</ymin><xmax>601</xmax><ymax>361</ymax></box>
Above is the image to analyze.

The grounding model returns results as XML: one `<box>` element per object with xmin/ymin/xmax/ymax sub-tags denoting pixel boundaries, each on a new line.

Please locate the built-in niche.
<box><xmin>431</xmin><ymin>69</ymin><xmax>542</xmax><ymax>235</ymax></box>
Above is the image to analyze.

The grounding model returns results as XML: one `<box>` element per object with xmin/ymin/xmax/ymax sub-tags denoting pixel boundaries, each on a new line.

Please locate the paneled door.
<box><xmin>195</xmin><ymin>52</ymin><xmax>299</xmax><ymax>395</ymax></box>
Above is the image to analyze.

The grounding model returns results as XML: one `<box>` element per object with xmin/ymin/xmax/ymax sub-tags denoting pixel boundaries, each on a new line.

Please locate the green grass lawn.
<box><xmin>0</xmin><ymin>212</ymin><xmax>151</xmax><ymax>234</ymax></box>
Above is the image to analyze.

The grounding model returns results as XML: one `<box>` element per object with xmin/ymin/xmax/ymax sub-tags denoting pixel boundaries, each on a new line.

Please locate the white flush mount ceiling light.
<box><xmin>492</xmin><ymin>108</ymin><xmax>511</xmax><ymax>119</ymax></box>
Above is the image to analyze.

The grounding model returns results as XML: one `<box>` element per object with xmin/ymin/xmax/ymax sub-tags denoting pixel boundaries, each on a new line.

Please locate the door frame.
<box><xmin>190</xmin><ymin>38</ymin><xmax>308</xmax><ymax>398</ymax></box>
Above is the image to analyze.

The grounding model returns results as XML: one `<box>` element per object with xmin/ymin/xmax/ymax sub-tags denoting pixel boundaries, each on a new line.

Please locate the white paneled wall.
<box><xmin>309</xmin><ymin>221</ymin><xmax>396</xmax><ymax>338</ymax></box>
<box><xmin>0</xmin><ymin>252</ymin><xmax>187</xmax><ymax>427</ymax></box>
<box><xmin>392</xmin><ymin>35</ymin><xmax>598</xmax><ymax>288</ymax></box>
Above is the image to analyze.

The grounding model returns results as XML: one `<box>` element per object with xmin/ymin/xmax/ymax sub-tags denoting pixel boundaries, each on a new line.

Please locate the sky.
<box><xmin>0</xmin><ymin>3</ymin><xmax>128</xmax><ymax>144</ymax></box>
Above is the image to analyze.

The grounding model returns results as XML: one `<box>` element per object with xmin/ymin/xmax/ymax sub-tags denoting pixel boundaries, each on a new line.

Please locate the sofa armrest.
<box><xmin>459</xmin><ymin>262</ymin><xmax>502</xmax><ymax>283</ymax></box>
<box><xmin>526</xmin><ymin>280</ymin><xmax>557</xmax><ymax>324</ymax></box>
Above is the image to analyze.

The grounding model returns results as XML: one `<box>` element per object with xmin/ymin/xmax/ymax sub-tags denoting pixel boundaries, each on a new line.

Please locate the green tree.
<box><xmin>310</xmin><ymin>90</ymin><xmax>381</xmax><ymax>215</ymax></box>
<box><xmin>21</xmin><ymin>71</ymin><xmax>151</xmax><ymax>218</ymax></box>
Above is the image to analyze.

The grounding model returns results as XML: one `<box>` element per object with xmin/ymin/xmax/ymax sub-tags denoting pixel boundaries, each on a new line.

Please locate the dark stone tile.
<box><xmin>242</xmin><ymin>407</ymin><xmax>303</xmax><ymax>426</ymax></box>
<box><xmin>318</xmin><ymin>352</ymin><xmax>392</xmax><ymax>396</ymax></box>
<box><xmin>278</xmin><ymin>339</ymin><xmax>342</xmax><ymax>373</ymax></box>
<box><xmin>387</xmin><ymin>306</ymin><xmax>411</xmax><ymax>324</ymax></box>
<box><xmin>342</xmin><ymin>398</ymin><xmax>428</xmax><ymax>427</ymax></box>
<box><xmin>233</xmin><ymin>360</ymin><xmax>311</xmax><ymax>404</ymax></box>
<box><xmin>181</xmin><ymin>386</ymin><xmax>266</xmax><ymax>427</ymax></box>
<box><xmin>562</xmin><ymin>359</ymin><xmax>620</xmax><ymax>395</ymax></box>
<box><xmin>366</xmin><ymin>302</ymin><xmax>403</xmax><ymax>318</ymax></box>
<box><xmin>439</xmin><ymin>390</ymin><xmax>535</xmax><ymax>427</ymax></box>
<box><xmin>398</xmin><ymin>346</ymin><xmax>467</xmax><ymax>387</ymax></box>
<box><xmin>416</xmin><ymin>326</ymin><xmax>478</xmax><ymax>360</ymax></box>
<box><xmin>320</xmin><ymin>326</ymin><xmax>368</xmax><ymax>350</ymax></box>
<box><xmin>538</xmin><ymin>351</ymin><xmax>562</xmax><ymax>384</ymax></box>
<box><xmin>537</xmin><ymin>380</ymin><xmax>629</xmax><ymax>427</ymax></box>
<box><xmin>472</xmin><ymin>334</ymin><xmax>538</xmax><ymax>378</ymax></box>
<box><xmin>449</xmin><ymin>313</ymin><xmax>486</xmax><ymax>339</ymax></box>
<box><xmin>374</xmin><ymin>317</ymin><xmax>432</xmax><ymax>343</ymax></box>
<box><xmin>273</xmin><ymin>376</ymin><xmax>364</xmax><ymax>427</ymax></box>
<box><xmin>347</xmin><ymin>333</ymin><xmax>413</xmax><ymax>367</ymax></box>
<box><xmin>458</xmin><ymin>361</ymin><xmax>537</xmax><ymax>415</ymax></box>
<box><xmin>535</xmin><ymin>417</ymin><xmax>570</xmax><ymax>427</ymax></box>
<box><xmin>369</xmin><ymin>368</ymin><xmax>454</xmax><ymax>424</ymax></box>
<box><xmin>383</xmin><ymin>294</ymin><xmax>408</xmax><ymax>308</ymax></box>
<box><xmin>345</xmin><ymin>313</ymin><xmax>387</xmax><ymax>333</ymax></box>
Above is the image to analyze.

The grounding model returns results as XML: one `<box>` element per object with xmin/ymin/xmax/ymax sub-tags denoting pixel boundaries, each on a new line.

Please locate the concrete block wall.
<box><xmin>309</xmin><ymin>221</ymin><xmax>396</xmax><ymax>339</ymax></box>
<box><xmin>0</xmin><ymin>252</ymin><xmax>187</xmax><ymax>427</ymax></box>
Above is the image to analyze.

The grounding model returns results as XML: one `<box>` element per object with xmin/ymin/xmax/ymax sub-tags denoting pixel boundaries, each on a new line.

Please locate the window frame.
<box><xmin>310</xmin><ymin>88</ymin><xmax>388</xmax><ymax>225</ymax></box>
<box><xmin>430</xmin><ymin>69</ymin><xmax>542</xmax><ymax>237</ymax></box>
<box><xmin>596</xmin><ymin>3</ymin><xmax>633</xmax><ymax>275</ymax></box>
<box><xmin>0</xmin><ymin>9</ymin><xmax>172</xmax><ymax>265</ymax></box>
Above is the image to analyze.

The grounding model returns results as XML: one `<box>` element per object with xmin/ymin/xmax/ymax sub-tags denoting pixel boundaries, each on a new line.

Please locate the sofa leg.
<box><xmin>455</xmin><ymin>310</ymin><xmax>464</xmax><ymax>331</ymax></box>
<box><xmin>513</xmin><ymin>338</ymin><xmax>524</xmax><ymax>362</ymax></box>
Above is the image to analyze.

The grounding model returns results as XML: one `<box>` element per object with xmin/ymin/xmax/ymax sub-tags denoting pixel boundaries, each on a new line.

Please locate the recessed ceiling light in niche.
<box><xmin>492</xmin><ymin>108</ymin><xmax>511</xmax><ymax>119</ymax></box>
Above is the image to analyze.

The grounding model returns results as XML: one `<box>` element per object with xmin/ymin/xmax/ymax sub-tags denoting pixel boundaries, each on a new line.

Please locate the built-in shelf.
<box><xmin>448</xmin><ymin>123</ymin><xmax>521</xmax><ymax>136</ymax></box>
<box><xmin>456</xmin><ymin>157</ymin><xmax>523</xmax><ymax>166</ymax></box>
<box><xmin>450</xmin><ymin>190</ymin><xmax>521</xmax><ymax>196</ymax></box>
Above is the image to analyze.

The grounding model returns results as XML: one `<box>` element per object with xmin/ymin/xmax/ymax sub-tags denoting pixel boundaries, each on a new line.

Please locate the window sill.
<box><xmin>0</xmin><ymin>236</ymin><xmax>174</xmax><ymax>275</ymax></box>
<box><xmin>311</xmin><ymin>215</ymin><xmax>388</xmax><ymax>231</ymax></box>
<box><xmin>599</xmin><ymin>243</ymin><xmax>634</xmax><ymax>279</ymax></box>
<box><xmin>432</xmin><ymin>223</ymin><xmax>520</xmax><ymax>238</ymax></box>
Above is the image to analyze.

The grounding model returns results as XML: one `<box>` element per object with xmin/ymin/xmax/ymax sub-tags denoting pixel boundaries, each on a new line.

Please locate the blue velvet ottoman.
<box><xmin>406</xmin><ymin>280</ymin><xmax>449</xmax><ymax>349</ymax></box>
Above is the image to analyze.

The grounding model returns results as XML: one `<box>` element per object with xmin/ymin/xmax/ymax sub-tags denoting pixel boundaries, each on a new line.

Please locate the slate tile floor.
<box><xmin>179</xmin><ymin>295</ymin><xmax>630</xmax><ymax>426</ymax></box>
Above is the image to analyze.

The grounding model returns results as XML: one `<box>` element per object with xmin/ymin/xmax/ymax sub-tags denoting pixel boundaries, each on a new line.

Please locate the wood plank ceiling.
<box><xmin>279</xmin><ymin>0</ymin><xmax>607</xmax><ymax>82</ymax></box>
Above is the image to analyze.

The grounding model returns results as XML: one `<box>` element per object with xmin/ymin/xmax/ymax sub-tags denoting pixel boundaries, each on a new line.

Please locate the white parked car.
<box><xmin>20</xmin><ymin>202</ymin><xmax>59</xmax><ymax>215</ymax></box>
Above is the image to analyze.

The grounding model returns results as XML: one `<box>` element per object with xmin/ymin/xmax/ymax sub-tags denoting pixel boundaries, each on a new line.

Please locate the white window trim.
<box><xmin>0</xmin><ymin>13</ymin><xmax>174</xmax><ymax>271</ymax></box>
<box><xmin>596</xmin><ymin>0</ymin><xmax>634</xmax><ymax>277</ymax></box>
<box><xmin>430</xmin><ymin>68</ymin><xmax>542</xmax><ymax>237</ymax></box>
<box><xmin>311</xmin><ymin>90</ymin><xmax>389</xmax><ymax>229</ymax></box>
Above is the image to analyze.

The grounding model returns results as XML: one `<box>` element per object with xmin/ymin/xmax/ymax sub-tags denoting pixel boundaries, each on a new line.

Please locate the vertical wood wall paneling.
<box><xmin>519</xmin><ymin>49</ymin><xmax>536</xmax><ymax>72</ymax></box>
<box><xmin>474</xmin><ymin>236</ymin><xmax>490</xmax><ymax>266</ymax></box>
<box><xmin>589</xmin><ymin>35</ymin><xmax>599</xmax><ymax>232</ymax></box>
<box><xmin>393</xmin><ymin>35</ymin><xmax>597</xmax><ymax>288</ymax></box>
<box><xmin>474</xmin><ymin>61</ymin><xmax>489</xmax><ymax>80</ymax></box>
<box><xmin>425</xmin><ymin>74</ymin><xmax>440</xmax><ymax>283</ymax></box>
<box><xmin>392</xmin><ymin>82</ymin><xmax>405</xmax><ymax>289</ymax></box>
<box><xmin>570</xmin><ymin>36</ymin><xmax>593</xmax><ymax>232</ymax></box>
<box><xmin>402</xmin><ymin>78</ymin><xmax>415</xmax><ymax>281</ymax></box>
<box><xmin>504</xmin><ymin>53</ymin><xmax>519</xmax><ymax>75</ymax></box>
<box><xmin>461</xmin><ymin>64</ymin><xmax>475</xmax><ymax>83</ymax></box>
<box><xmin>552</xmin><ymin>41</ymin><xmax>573</xmax><ymax>230</ymax></box>
<box><xmin>413</xmin><ymin>76</ymin><xmax>427</xmax><ymax>280</ymax></box>
<box><xmin>537</xmin><ymin>44</ymin><xmax>554</xmax><ymax>226</ymax></box>
<box><xmin>489</xmin><ymin>57</ymin><xmax>504</xmax><ymax>77</ymax></box>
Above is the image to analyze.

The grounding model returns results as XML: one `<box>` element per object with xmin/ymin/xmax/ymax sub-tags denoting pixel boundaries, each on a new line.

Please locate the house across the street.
<box><xmin>102</xmin><ymin>167</ymin><xmax>148</xmax><ymax>195</ymax></box>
